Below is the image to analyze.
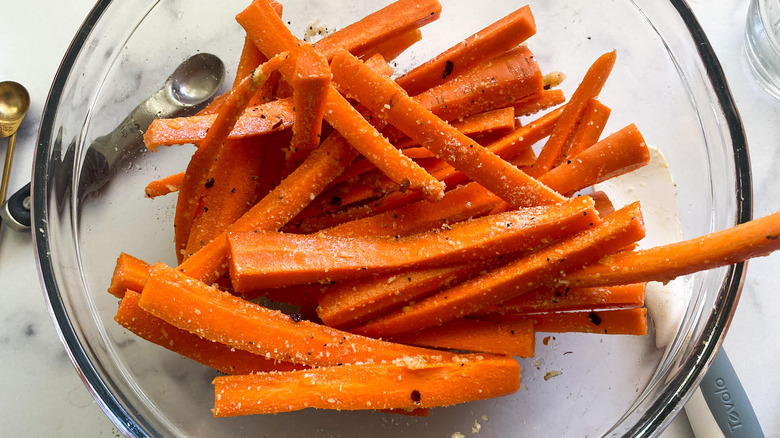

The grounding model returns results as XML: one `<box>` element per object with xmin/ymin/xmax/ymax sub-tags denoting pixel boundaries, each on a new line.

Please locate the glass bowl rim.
<box><xmin>31</xmin><ymin>0</ymin><xmax>751</xmax><ymax>436</ymax></box>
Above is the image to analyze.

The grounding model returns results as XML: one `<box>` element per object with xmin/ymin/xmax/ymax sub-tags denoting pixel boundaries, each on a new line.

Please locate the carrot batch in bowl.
<box><xmin>103</xmin><ymin>0</ymin><xmax>779</xmax><ymax>422</ymax></box>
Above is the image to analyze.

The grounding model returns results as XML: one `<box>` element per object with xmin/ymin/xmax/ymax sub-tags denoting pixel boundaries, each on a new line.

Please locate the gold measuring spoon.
<box><xmin>0</xmin><ymin>81</ymin><xmax>30</xmax><ymax>219</ymax></box>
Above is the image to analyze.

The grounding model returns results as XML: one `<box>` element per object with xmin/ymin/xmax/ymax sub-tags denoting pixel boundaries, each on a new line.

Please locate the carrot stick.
<box><xmin>538</xmin><ymin>124</ymin><xmax>650</xmax><ymax>196</ymax></box>
<box><xmin>330</xmin><ymin>48</ymin><xmax>562</xmax><ymax>209</ymax></box>
<box><xmin>233</xmin><ymin>36</ymin><xmax>268</xmax><ymax>88</ymax></box>
<box><xmin>253</xmin><ymin>130</ymin><xmax>290</xmax><ymax>202</ymax></box>
<box><xmin>351</xmin><ymin>202</ymin><xmax>645</xmax><ymax>338</ymax></box>
<box><xmin>513</xmin><ymin>89</ymin><xmax>566</xmax><ymax>117</ymax></box>
<box><xmin>487</xmin><ymin>106</ymin><xmax>563</xmax><ymax>162</ymax></box>
<box><xmin>390</xmin><ymin>318</ymin><xmax>535</xmax><ymax>357</ymax></box>
<box><xmin>310</xmin><ymin>0</ymin><xmax>442</xmax><ymax>61</ymax></box>
<box><xmin>358</xmin><ymin>28</ymin><xmax>422</xmax><ymax>62</ymax></box>
<box><xmin>286</xmin><ymin>45</ymin><xmax>331</xmax><ymax>173</ymax></box>
<box><xmin>396</xmin><ymin>5</ymin><xmax>536</xmax><ymax>95</ymax></box>
<box><xmin>144</xmin><ymin>98</ymin><xmax>295</xmax><ymax>149</ymax></box>
<box><xmin>589</xmin><ymin>190</ymin><xmax>615</xmax><ymax>217</ymax></box>
<box><xmin>324</xmin><ymin>107</ymin><xmax>517</xmax><ymax>190</ymax></box>
<box><xmin>139</xmin><ymin>262</ymin><xmax>459</xmax><ymax>367</ymax></box>
<box><xmin>195</xmin><ymin>93</ymin><xmax>228</xmax><ymax>117</ymax></box>
<box><xmin>363</xmin><ymin>53</ymin><xmax>395</xmax><ymax>77</ymax></box>
<box><xmin>176</xmin><ymin>131</ymin><xmax>361</xmax><ymax>284</ymax></box>
<box><xmin>500</xmin><ymin>308</ymin><xmax>648</xmax><ymax>335</ymax></box>
<box><xmin>239</xmin><ymin>3</ymin><xmax>446</xmax><ymax>202</ymax></box>
<box><xmin>319</xmin><ymin>182</ymin><xmax>502</xmax><ymax>238</ymax></box>
<box><xmin>530</xmin><ymin>51</ymin><xmax>617</xmax><ymax>176</ymax></box>
<box><xmin>174</xmin><ymin>52</ymin><xmax>289</xmax><ymax>262</ymax></box>
<box><xmin>212</xmin><ymin>355</ymin><xmax>519</xmax><ymax>416</ymax></box>
<box><xmin>488</xmin><ymin>123</ymin><xmax>649</xmax><ymax>215</ymax></box>
<box><xmin>245</xmin><ymin>283</ymin><xmax>323</xmax><ymax>311</ymax></box>
<box><xmin>228</xmin><ymin>196</ymin><xmax>598</xmax><ymax>290</ymax></box>
<box><xmin>479</xmin><ymin>283</ymin><xmax>646</xmax><ymax>315</ymax></box>
<box><xmin>317</xmin><ymin>262</ymin><xmax>492</xmax><ymax>329</ymax></box>
<box><xmin>411</xmin><ymin>46</ymin><xmax>543</xmax><ymax>122</ymax></box>
<box><xmin>116</xmin><ymin>291</ymin><xmax>303</xmax><ymax>375</ymax></box>
<box><xmin>563</xmin><ymin>210</ymin><xmax>780</xmax><ymax>288</ymax></box>
<box><xmin>392</xmin><ymin>107</ymin><xmax>517</xmax><ymax>151</ymax></box>
<box><xmin>184</xmin><ymin>138</ymin><xmax>265</xmax><ymax>259</ymax></box>
<box><xmin>322</xmin><ymin>87</ymin><xmax>445</xmax><ymax>202</ymax></box>
<box><xmin>287</xmin><ymin>107</ymin><xmax>561</xmax><ymax>231</ymax></box>
<box><xmin>108</xmin><ymin>253</ymin><xmax>151</xmax><ymax>298</ymax></box>
<box><xmin>144</xmin><ymin>172</ymin><xmax>184</xmax><ymax>199</ymax></box>
<box><xmin>233</xmin><ymin>1</ymin><xmax>284</xmax><ymax>98</ymax></box>
<box><xmin>566</xmin><ymin>98</ymin><xmax>611</xmax><ymax>157</ymax></box>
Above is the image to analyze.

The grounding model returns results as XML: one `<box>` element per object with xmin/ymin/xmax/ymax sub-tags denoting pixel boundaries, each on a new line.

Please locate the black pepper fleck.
<box><xmin>442</xmin><ymin>60</ymin><xmax>454</xmax><ymax>79</ymax></box>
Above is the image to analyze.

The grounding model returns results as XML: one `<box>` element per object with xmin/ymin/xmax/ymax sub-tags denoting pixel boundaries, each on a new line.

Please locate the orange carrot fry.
<box><xmin>589</xmin><ymin>191</ymin><xmax>615</xmax><ymax>217</ymax></box>
<box><xmin>174</xmin><ymin>52</ymin><xmax>290</xmax><ymax>262</ymax></box>
<box><xmin>397</xmin><ymin>5</ymin><xmax>536</xmax><ymax>95</ymax></box>
<box><xmin>240</xmin><ymin>2</ymin><xmax>445</xmax><ymax>202</ymax></box>
<box><xmin>513</xmin><ymin>89</ymin><xmax>566</xmax><ymax>117</ymax></box>
<box><xmin>538</xmin><ymin>124</ymin><xmax>650</xmax><ymax>196</ymax></box>
<box><xmin>351</xmin><ymin>202</ymin><xmax>645</xmax><ymax>338</ymax></box>
<box><xmin>233</xmin><ymin>36</ymin><xmax>268</xmax><ymax>88</ymax></box>
<box><xmin>287</xmin><ymin>45</ymin><xmax>331</xmax><ymax>173</ymax></box>
<box><xmin>564</xmin><ymin>210</ymin><xmax>780</xmax><ymax>288</ymax></box>
<box><xmin>176</xmin><ymin>130</ymin><xmax>361</xmax><ymax>284</ymax></box>
<box><xmin>359</xmin><ymin>28</ymin><xmax>422</xmax><ymax>62</ymax></box>
<box><xmin>479</xmin><ymin>283</ymin><xmax>646</xmax><ymax>315</ymax></box>
<box><xmin>144</xmin><ymin>172</ymin><xmax>184</xmax><ymax>199</ymax></box>
<box><xmin>233</xmin><ymin>1</ymin><xmax>284</xmax><ymax>95</ymax></box>
<box><xmin>139</xmin><ymin>262</ymin><xmax>459</xmax><ymax>367</ymax></box>
<box><xmin>363</xmin><ymin>53</ymin><xmax>395</xmax><ymax>77</ymax></box>
<box><xmin>566</xmin><ymin>98</ymin><xmax>611</xmax><ymax>157</ymax></box>
<box><xmin>324</xmin><ymin>107</ymin><xmax>517</xmax><ymax>189</ymax></box>
<box><xmin>391</xmin><ymin>318</ymin><xmax>535</xmax><ymax>357</ymax></box>
<box><xmin>318</xmin><ymin>182</ymin><xmax>502</xmax><ymax>238</ymax></box>
<box><xmin>144</xmin><ymin>98</ymin><xmax>295</xmax><ymax>149</ymax></box>
<box><xmin>502</xmin><ymin>308</ymin><xmax>648</xmax><ymax>335</ymax></box>
<box><xmin>323</xmin><ymin>87</ymin><xmax>445</xmax><ymax>201</ymax></box>
<box><xmin>531</xmin><ymin>51</ymin><xmax>617</xmax><ymax>176</ymax></box>
<box><xmin>228</xmin><ymin>196</ymin><xmax>598</xmax><ymax>290</ymax></box>
<box><xmin>212</xmin><ymin>355</ymin><xmax>519</xmax><ymax>416</ymax></box>
<box><xmin>311</xmin><ymin>0</ymin><xmax>442</xmax><ymax>61</ymax></box>
<box><xmin>330</xmin><ymin>48</ymin><xmax>562</xmax><ymax>209</ymax></box>
<box><xmin>116</xmin><ymin>291</ymin><xmax>303</xmax><ymax>375</ymax></box>
<box><xmin>317</xmin><ymin>262</ymin><xmax>492</xmax><ymax>329</ymax></box>
<box><xmin>412</xmin><ymin>46</ymin><xmax>543</xmax><ymax>122</ymax></box>
<box><xmin>108</xmin><ymin>253</ymin><xmax>152</xmax><ymax>298</ymax></box>
<box><xmin>184</xmin><ymin>138</ymin><xmax>265</xmax><ymax>259</ymax></box>
<box><xmin>487</xmin><ymin>106</ymin><xmax>563</xmax><ymax>161</ymax></box>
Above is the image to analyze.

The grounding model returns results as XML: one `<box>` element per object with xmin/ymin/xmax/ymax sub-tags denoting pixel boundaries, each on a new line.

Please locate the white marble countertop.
<box><xmin>0</xmin><ymin>1</ymin><xmax>778</xmax><ymax>437</ymax></box>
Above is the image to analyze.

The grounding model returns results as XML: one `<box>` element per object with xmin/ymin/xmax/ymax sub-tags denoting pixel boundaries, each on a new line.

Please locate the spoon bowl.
<box><xmin>169</xmin><ymin>53</ymin><xmax>226</xmax><ymax>107</ymax></box>
<box><xmin>0</xmin><ymin>81</ymin><xmax>30</xmax><ymax>138</ymax></box>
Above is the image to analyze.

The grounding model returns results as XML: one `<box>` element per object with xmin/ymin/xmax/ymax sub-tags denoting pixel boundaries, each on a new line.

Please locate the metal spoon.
<box><xmin>0</xmin><ymin>81</ymin><xmax>31</xmax><ymax>226</ymax></box>
<box><xmin>0</xmin><ymin>53</ymin><xmax>225</xmax><ymax>231</ymax></box>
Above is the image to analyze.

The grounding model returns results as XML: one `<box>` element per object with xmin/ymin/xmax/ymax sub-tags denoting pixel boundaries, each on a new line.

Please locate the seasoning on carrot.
<box><xmin>396</xmin><ymin>5</ymin><xmax>536</xmax><ymax>95</ymax></box>
<box><xmin>351</xmin><ymin>202</ymin><xmax>645</xmax><ymax>338</ymax></box>
<box><xmin>116</xmin><ymin>291</ymin><xmax>303</xmax><ymax>375</ymax></box>
<box><xmin>212</xmin><ymin>355</ymin><xmax>520</xmax><ymax>416</ymax></box>
<box><xmin>144</xmin><ymin>172</ymin><xmax>184</xmax><ymax>199</ymax></box>
<box><xmin>390</xmin><ymin>317</ymin><xmax>535</xmax><ymax>357</ymax></box>
<box><xmin>228</xmin><ymin>196</ymin><xmax>598</xmax><ymax>290</ymax></box>
<box><xmin>330</xmin><ymin>48</ymin><xmax>562</xmax><ymax>209</ymax></box>
<box><xmin>530</xmin><ymin>51</ymin><xmax>617</xmax><ymax>176</ymax></box>
<box><xmin>286</xmin><ymin>44</ymin><xmax>331</xmax><ymax>173</ymax></box>
<box><xmin>139</xmin><ymin>262</ymin><xmax>459</xmax><ymax>367</ymax></box>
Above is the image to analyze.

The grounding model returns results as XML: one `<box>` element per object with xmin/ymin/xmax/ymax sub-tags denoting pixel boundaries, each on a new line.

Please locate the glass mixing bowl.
<box><xmin>33</xmin><ymin>0</ymin><xmax>749</xmax><ymax>436</ymax></box>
